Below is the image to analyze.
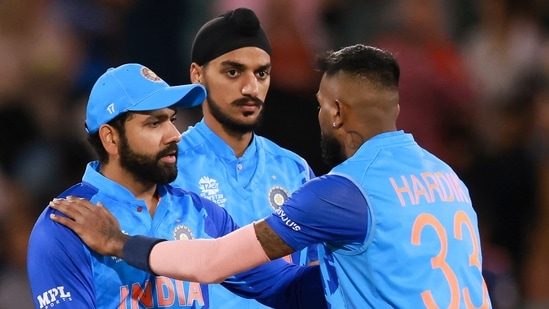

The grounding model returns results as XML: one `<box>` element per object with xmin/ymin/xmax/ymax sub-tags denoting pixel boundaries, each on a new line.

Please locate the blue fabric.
<box><xmin>173</xmin><ymin>120</ymin><xmax>318</xmax><ymax>308</ymax></box>
<box><xmin>27</xmin><ymin>161</ymin><xmax>325</xmax><ymax>308</ymax></box>
<box><xmin>266</xmin><ymin>131</ymin><xmax>492</xmax><ymax>308</ymax></box>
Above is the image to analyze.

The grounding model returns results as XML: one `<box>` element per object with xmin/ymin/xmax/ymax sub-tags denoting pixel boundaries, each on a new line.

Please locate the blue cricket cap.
<box><xmin>85</xmin><ymin>63</ymin><xmax>206</xmax><ymax>133</ymax></box>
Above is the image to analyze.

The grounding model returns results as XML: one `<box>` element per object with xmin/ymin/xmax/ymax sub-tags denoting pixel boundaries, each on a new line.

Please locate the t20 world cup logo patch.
<box><xmin>173</xmin><ymin>225</ymin><xmax>193</xmax><ymax>240</ymax></box>
<box><xmin>268</xmin><ymin>186</ymin><xmax>289</xmax><ymax>210</ymax></box>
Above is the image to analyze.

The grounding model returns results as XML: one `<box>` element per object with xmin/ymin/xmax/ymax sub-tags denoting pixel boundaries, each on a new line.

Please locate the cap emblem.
<box><xmin>141</xmin><ymin>67</ymin><xmax>162</xmax><ymax>82</ymax></box>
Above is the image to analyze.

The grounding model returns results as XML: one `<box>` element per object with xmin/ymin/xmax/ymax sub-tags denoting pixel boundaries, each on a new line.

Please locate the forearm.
<box><xmin>124</xmin><ymin>223</ymin><xmax>271</xmax><ymax>283</ymax></box>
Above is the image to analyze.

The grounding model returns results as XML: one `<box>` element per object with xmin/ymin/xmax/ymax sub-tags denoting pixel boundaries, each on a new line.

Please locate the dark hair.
<box><xmin>87</xmin><ymin>112</ymin><xmax>132</xmax><ymax>163</ymax></box>
<box><xmin>317</xmin><ymin>44</ymin><xmax>400</xmax><ymax>90</ymax></box>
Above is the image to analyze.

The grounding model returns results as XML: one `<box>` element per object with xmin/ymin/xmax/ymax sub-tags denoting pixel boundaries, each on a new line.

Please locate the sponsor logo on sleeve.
<box><xmin>36</xmin><ymin>286</ymin><xmax>72</xmax><ymax>308</ymax></box>
<box><xmin>274</xmin><ymin>207</ymin><xmax>301</xmax><ymax>231</ymax></box>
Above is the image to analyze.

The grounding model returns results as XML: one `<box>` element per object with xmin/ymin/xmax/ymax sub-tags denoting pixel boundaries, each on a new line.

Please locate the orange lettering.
<box><xmin>412</xmin><ymin>214</ymin><xmax>460</xmax><ymax>309</ymax></box>
<box><xmin>421</xmin><ymin>172</ymin><xmax>445</xmax><ymax>202</ymax></box>
<box><xmin>390</xmin><ymin>176</ymin><xmax>416</xmax><ymax>206</ymax></box>
<box><xmin>119</xmin><ymin>286</ymin><xmax>129</xmax><ymax>309</ymax></box>
<box><xmin>434</xmin><ymin>172</ymin><xmax>454</xmax><ymax>202</ymax></box>
<box><xmin>156</xmin><ymin>277</ymin><xmax>175</xmax><ymax>306</ymax></box>
<box><xmin>175</xmin><ymin>280</ymin><xmax>186</xmax><ymax>305</ymax></box>
<box><xmin>127</xmin><ymin>280</ymin><xmax>153</xmax><ymax>308</ymax></box>
<box><xmin>454</xmin><ymin>211</ymin><xmax>490</xmax><ymax>308</ymax></box>
<box><xmin>447</xmin><ymin>174</ymin><xmax>470</xmax><ymax>203</ymax></box>
<box><xmin>411</xmin><ymin>175</ymin><xmax>433</xmax><ymax>204</ymax></box>
<box><xmin>187</xmin><ymin>282</ymin><xmax>205</xmax><ymax>306</ymax></box>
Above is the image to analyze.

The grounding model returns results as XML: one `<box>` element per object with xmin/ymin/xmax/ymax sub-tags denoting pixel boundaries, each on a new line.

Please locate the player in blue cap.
<box><xmin>27</xmin><ymin>63</ymin><xmax>325</xmax><ymax>308</ymax></box>
<box><xmin>50</xmin><ymin>45</ymin><xmax>493</xmax><ymax>308</ymax></box>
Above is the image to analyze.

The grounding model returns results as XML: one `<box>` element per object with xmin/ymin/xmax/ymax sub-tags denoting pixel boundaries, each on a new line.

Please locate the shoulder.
<box><xmin>29</xmin><ymin>183</ymin><xmax>98</xmax><ymax>260</ymax></box>
<box><xmin>165</xmin><ymin>185</ymin><xmax>208</xmax><ymax>207</ymax></box>
<box><xmin>299</xmin><ymin>174</ymin><xmax>361</xmax><ymax>198</ymax></box>
<box><xmin>165</xmin><ymin>185</ymin><xmax>238</xmax><ymax>233</ymax></box>
<box><xmin>255</xmin><ymin>135</ymin><xmax>309</xmax><ymax>165</ymax></box>
<box><xmin>179</xmin><ymin>125</ymin><xmax>206</xmax><ymax>151</ymax></box>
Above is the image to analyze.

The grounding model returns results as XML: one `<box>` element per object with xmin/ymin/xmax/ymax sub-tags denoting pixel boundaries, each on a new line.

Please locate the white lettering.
<box><xmin>37</xmin><ymin>286</ymin><xmax>72</xmax><ymax>308</ymax></box>
<box><xmin>57</xmin><ymin>286</ymin><xmax>71</xmax><ymax>298</ymax></box>
<box><xmin>274</xmin><ymin>208</ymin><xmax>301</xmax><ymax>231</ymax></box>
<box><xmin>37</xmin><ymin>292</ymin><xmax>50</xmax><ymax>308</ymax></box>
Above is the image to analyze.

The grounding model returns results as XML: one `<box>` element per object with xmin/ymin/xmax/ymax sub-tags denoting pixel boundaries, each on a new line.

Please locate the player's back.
<box><xmin>327</xmin><ymin>131</ymin><xmax>492</xmax><ymax>308</ymax></box>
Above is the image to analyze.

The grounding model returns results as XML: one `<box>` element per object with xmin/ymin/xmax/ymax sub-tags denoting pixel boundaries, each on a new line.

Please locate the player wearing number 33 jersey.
<box><xmin>266</xmin><ymin>131</ymin><xmax>492</xmax><ymax>308</ymax></box>
<box><xmin>44</xmin><ymin>44</ymin><xmax>492</xmax><ymax>309</ymax></box>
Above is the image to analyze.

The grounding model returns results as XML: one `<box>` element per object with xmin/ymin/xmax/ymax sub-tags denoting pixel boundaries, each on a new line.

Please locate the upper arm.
<box><xmin>264</xmin><ymin>175</ymin><xmax>369</xmax><ymax>252</ymax></box>
<box><xmin>254</xmin><ymin>220</ymin><xmax>295</xmax><ymax>260</ymax></box>
<box><xmin>27</xmin><ymin>208</ymin><xmax>96</xmax><ymax>308</ymax></box>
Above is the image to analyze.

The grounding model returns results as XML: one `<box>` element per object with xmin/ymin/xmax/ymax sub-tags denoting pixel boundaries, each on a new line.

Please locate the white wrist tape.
<box><xmin>149</xmin><ymin>223</ymin><xmax>270</xmax><ymax>283</ymax></box>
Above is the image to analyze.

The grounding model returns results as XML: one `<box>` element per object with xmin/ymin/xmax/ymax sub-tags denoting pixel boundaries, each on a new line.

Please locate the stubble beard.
<box><xmin>320</xmin><ymin>133</ymin><xmax>346</xmax><ymax>168</ymax></box>
<box><xmin>206</xmin><ymin>95</ymin><xmax>264</xmax><ymax>134</ymax></box>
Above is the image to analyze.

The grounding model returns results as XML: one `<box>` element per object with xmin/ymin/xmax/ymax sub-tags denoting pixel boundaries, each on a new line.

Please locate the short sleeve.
<box><xmin>265</xmin><ymin>174</ymin><xmax>369</xmax><ymax>252</ymax></box>
<box><xmin>27</xmin><ymin>207</ymin><xmax>96</xmax><ymax>308</ymax></box>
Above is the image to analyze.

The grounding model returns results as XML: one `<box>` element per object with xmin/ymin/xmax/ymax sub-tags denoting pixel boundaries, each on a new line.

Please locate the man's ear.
<box><xmin>190</xmin><ymin>63</ymin><xmax>203</xmax><ymax>84</ymax></box>
<box><xmin>99</xmin><ymin>125</ymin><xmax>119</xmax><ymax>155</ymax></box>
<box><xmin>332</xmin><ymin>99</ymin><xmax>343</xmax><ymax>128</ymax></box>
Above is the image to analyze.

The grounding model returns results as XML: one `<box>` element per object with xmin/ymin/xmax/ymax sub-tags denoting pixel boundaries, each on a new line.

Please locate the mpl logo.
<box><xmin>37</xmin><ymin>286</ymin><xmax>72</xmax><ymax>308</ymax></box>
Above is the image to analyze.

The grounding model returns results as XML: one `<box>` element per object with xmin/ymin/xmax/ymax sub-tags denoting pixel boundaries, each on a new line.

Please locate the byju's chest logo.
<box><xmin>269</xmin><ymin>186</ymin><xmax>289</xmax><ymax>210</ymax></box>
<box><xmin>173</xmin><ymin>225</ymin><xmax>193</xmax><ymax>240</ymax></box>
<box><xmin>197</xmin><ymin>176</ymin><xmax>227</xmax><ymax>207</ymax></box>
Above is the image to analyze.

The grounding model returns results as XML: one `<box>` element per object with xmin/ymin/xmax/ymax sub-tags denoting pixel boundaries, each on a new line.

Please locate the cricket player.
<box><xmin>28</xmin><ymin>63</ymin><xmax>325</xmax><ymax>308</ymax></box>
<box><xmin>50</xmin><ymin>45</ymin><xmax>492</xmax><ymax>308</ymax></box>
<box><xmin>173</xmin><ymin>7</ymin><xmax>318</xmax><ymax>308</ymax></box>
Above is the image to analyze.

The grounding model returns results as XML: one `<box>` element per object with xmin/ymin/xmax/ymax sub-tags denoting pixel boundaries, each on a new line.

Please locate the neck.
<box><xmin>99</xmin><ymin>163</ymin><xmax>159</xmax><ymax>216</ymax></box>
<box><xmin>203</xmin><ymin>116</ymin><xmax>253</xmax><ymax>158</ymax></box>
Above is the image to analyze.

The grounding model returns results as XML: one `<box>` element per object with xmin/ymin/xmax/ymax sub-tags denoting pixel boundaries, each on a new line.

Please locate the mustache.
<box><xmin>232</xmin><ymin>97</ymin><xmax>263</xmax><ymax>107</ymax></box>
<box><xmin>157</xmin><ymin>143</ymin><xmax>179</xmax><ymax>160</ymax></box>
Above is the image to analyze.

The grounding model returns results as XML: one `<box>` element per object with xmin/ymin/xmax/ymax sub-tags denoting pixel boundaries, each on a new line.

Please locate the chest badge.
<box><xmin>269</xmin><ymin>186</ymin><xmax>290</xmax><ymax>210</ymax></box>
<box><xmin>173</xmin><ymin>225</ymin><xmax>194</xmax><ymax>240</ymax></box>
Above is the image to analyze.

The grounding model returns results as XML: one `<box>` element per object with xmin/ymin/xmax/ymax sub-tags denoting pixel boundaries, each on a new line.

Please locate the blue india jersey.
<box><xmin>266</xmin><ymin>131</ymin><xmax>492</xmax><ymax>308</ymax></box>
<box><xmin>173</xmin><ymin>120</ymin><xmax>318</xmax><ymax>309</ymax></box>
<box><xmin>27</xmin><ymin>161</ymin><xmax>323</xmax><ymax>309</ymax></box>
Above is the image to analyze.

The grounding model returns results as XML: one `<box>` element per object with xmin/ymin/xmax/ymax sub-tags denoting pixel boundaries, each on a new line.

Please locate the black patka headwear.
<box><xmin>191</xmin><ymin>7</ymin><xmax>272</xmax><ymax>66</ymax></box>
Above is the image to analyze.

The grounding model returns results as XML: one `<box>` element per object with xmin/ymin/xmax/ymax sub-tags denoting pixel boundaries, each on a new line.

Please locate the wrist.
<box><xmin>122</xmin><ymin>235</ymin><xmax>166</xmax><ymax>274</ymax></box>
<box><xmin>114</xmin><ymin>233</ymin><xmax>131</xmax><ymax>258</ymax></box>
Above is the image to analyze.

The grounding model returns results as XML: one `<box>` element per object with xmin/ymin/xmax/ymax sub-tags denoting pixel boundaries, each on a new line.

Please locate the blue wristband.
<box><xmin>123</xmin><ymin>235</ymin><xmax>166</xmax><ymax>274</ymax></box>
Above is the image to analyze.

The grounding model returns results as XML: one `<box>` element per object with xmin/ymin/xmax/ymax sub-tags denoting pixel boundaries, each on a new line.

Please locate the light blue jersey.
<box><xmin>27</xmin><ymin>161</ymin><xmax>324</xmax><ymax>309</ymax></box>
<box><xmin>266</xmin><ymin>131</ymin><xmax>492</xmax><ymax>308</ymax></box>
<box><xmin>173</xmin><ymin>119</ymin><xmax>317</xmax><ymax>308</ymax></box>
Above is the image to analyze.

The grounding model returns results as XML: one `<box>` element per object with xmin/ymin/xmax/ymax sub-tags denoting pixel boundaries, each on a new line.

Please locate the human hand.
<box><xmin>49</xmin><ymin>196</ymin><xmax>129</xmax><ymax>258</ymax></box>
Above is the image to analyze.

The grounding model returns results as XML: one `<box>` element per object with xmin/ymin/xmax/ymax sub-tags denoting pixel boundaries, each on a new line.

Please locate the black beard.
<box><xmin>206</xmin><ymin>95</ymin><xmax>264</xmax><ymax>134</ymax></box>
<box><xmin>320</xmin><ymin>133</ymin><xmax>345</xmax><ymax>168</ymax></box>
<box><xmin>118</xmin><ymin>135</ymin><xmax>178</xmax><ymax>185</ymax></box>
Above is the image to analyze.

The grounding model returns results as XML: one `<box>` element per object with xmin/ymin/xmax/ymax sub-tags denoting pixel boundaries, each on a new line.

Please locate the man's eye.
<box><xmin>258</xmin><ymin>71</ymin><xmax>267</xmax><ymax>78</ymax></box>
<box><xmin>227</xmin><ymin>70</ymin><xmax>239</xmax><ymax>77</ymax></box>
